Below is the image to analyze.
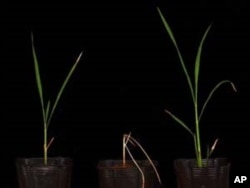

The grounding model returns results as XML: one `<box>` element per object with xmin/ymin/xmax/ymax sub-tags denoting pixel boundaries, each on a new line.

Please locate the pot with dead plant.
<box><xmin>97</xmin><ymin>133</ymin><xmax>163</xmax><ymax>188</ymax></box>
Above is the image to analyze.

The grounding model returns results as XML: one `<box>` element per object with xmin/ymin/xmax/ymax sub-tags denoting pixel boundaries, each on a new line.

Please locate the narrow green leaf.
<box><xmin>199</xmin><ymin>80</ymin><xmax>236</xmax><ymax>121</ymax></box>
<box><xmin>194</xmin><ymin>24</ymin><xmax>212</xmax><ymax>98</ymax></box>
<box><xmin>31</xmin><ymin>33</ymin><xmax>46</xmax><ymax>123</ymax></box>
<box><xmin>165</xmin><ymin>109</ymin><xmax>194</xmax><ymax>136</ymax></box>
<box><xmin>157</xmin><ymin>7</ymin><xmax>177</xmax><ymax>47</ymax></box>
<box><xmin>45</xmin><ymin>101</ymin><xmax>50</xmax><ymax>128</ymax></box>
<box><xmin>47</xmin><ymin>51</ymin><xmax>83</xmax><ymax>126</ymax></box>
<box><xmin>157</xmin><ymin>7</ymin><xmax>195</xmax><ymax>103</ymax></box>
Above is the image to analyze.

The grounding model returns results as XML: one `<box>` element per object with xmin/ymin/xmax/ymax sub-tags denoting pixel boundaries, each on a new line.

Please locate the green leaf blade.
<box><xmin>165</xmin><ymin>109</ymin><xmax>194</xmax><ymax>136</ymax></box>
<box><xmin>199</xmin><ymin>80</ymin><xmax>237</xmax><ymax>121</ymax></box>
<box><xmin>194</xmin><ymin>24</ymin><xmax>212</xmax><ymax>97</ymax></box>
<box><xmin>31</xmin><ymin>34</ymin><xmax>46</xmax><ymax>123</ymax></box>
<box><xmin>47</xmin><ymin>51</ymin><xmax>83</xmax><ymax>126</ymax></box>
<box><xmin>157</xmin><ymin>7</ymin><xmax>195</xmax><ymax>103</ymax></box>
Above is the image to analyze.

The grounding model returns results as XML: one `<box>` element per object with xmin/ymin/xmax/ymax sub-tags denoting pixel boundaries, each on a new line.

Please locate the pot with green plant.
<box><xmin>97</xmin><ymin>133</ymin><xmax>162</xmax><ymax>188</ymax></box>
<box><xmin>157</xmin><ymin>7</ymin><xmax>236</xmax><ymax>188</ymax></box>
<box><xmin>15</xmin><ymin>34</ymin><xmax>83</xmax><ymax>188</ymax></box>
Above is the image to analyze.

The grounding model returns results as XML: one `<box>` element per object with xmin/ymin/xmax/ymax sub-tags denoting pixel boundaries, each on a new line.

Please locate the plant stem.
<box><xmin>194</xmin><ymin>102</ymin><xmax>202</xmax><ymax>167</ymax></box>
<box><xmin>44</xmin><ymin>124</ymin><xmax>47</xmax><ymax>165</ymax></box>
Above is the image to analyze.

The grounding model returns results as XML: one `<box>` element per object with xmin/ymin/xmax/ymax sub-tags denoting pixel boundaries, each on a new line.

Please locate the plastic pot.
<box><xmin>97</xmin><ymin>160</ymin><xmax>160</xmax><ymax>188</ymax></box>
<box><xmin>174</xmin><ymin>158</ymin><xmax>230</xmax><ymax>188</ymax></box>
<box><xmin>16</xmin><ymin>157</ymin><xmax>73</xmax><ymax>188</ymax></box>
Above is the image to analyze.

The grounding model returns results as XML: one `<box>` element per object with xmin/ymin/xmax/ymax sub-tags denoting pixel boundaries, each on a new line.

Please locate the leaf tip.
<box><xmin>230</xmin><ymin>82</ymin><xmax>237</xmax><ymax>92</ymax></box>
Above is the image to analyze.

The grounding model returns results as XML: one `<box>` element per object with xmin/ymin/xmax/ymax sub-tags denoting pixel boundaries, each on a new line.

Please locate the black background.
<box><xmin>1</xmin><ymin>0</ymin><xmax>248</xmax><ymax>187</ymax></box>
